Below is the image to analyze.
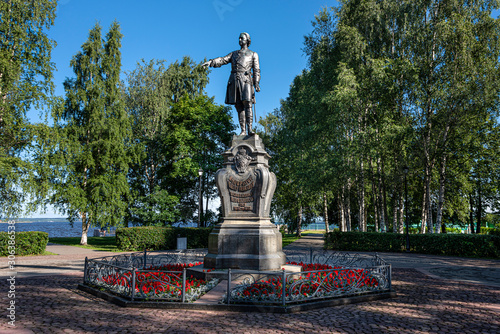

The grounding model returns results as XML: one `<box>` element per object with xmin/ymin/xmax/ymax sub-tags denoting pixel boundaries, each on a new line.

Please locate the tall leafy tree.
<box><xmin>264</xmin><ymin>0</ymin><xmax>500</xmax><ymax>235</ymax></box>
<box><xmin>0</xmin><ymin>0</ymin><xmax>57</xmax><ymax>218</ymax></box>
<box><xmin>51</xmin><ymin>21</ymin><xmax>131</xmax><ymax>244</ymax></box>
<box><xmin>399</xmin><ymin>0</ymin><xmax>500</xmax><ymax>233</ymax></box>
<box><xmin>125</xmin><ymin>58</ymin><xmax>233</xmax><ymax>226</ymax></box>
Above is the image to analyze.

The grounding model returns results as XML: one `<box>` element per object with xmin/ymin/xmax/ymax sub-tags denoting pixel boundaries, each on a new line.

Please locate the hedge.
<box><xmin>0</xmin><ymin>231</ymin><xmax>49</xmax><ymax>256</ymax></box>
<box><xmin>324</xmin><ymin>231</ymin><xmax>500</xmax><ymax>258</ymax></box>
<box><xmin>116</xmin><ymin>226</ymin><xmax>213</xmax><ymax>251</ymax></box>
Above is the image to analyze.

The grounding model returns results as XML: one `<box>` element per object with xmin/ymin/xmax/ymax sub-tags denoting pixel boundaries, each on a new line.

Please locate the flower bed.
<box><xmin>95</xmin><ymin>262</ymin><xmax>219</xmax><ymax>302</ymax></box>
<box><xmin>84</xmin><ymin>250</ymin><xmax>218</xmax><ymax>303</ymax></box>
<box><xmin>226</xmin><ymin>260</ymin><xmax>389</xmax><ymax>305</ymax></box>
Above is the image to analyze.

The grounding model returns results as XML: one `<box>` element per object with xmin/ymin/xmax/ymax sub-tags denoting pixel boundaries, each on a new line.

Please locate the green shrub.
<box><xmin>486</xmin><ymin>228</ymin><xmax>500</xmax><ymax>237</ymax></box>
<box><xmin>481</xmin><ymin>227</ymin><xmax>500</xmax><ymax>235</ymax></box>
<box><xmin>0</xmin><ymin>231</ymin><xmax>49</xmax><ymax>256</ymax></box>
<box><xmin>324</xmin><ymin>230</ymin><xmax>500</xmax><ymax>258</ymax></box>
<box><xmin>116</xmin><ymin>226</ymin><xmax>213</xmax><ymax>251</ymax></box>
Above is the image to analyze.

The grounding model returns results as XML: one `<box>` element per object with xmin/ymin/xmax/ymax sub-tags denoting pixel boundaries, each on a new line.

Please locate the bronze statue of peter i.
<box><xmin>203</xmin><ymin>32</ymin><xmax>260</xmax><ymax>136</ymax></box>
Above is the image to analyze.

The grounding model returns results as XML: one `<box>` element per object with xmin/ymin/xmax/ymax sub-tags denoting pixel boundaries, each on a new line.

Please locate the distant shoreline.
<box><xmin>0</xmin><ymin>218</ymin><xmax>80</xmax><ymax>224</ymax></box>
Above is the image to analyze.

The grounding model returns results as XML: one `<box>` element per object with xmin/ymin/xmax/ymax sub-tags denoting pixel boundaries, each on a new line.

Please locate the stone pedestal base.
<box><xmin>204</xmin><ymin>219</ymin><xmax>286</xmax><ymax>270</ymax></box>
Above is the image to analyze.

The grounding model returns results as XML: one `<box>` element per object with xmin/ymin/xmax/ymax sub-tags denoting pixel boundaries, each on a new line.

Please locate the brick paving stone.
<box><xmin>1</xmin><ymin>268</ymin><xmax>497</xmax><ymax>333</ymax></box>
<box><xmin>1</xmin><ymin>236</ymin><xmax>499</xmax><ymax>333</ymax></box>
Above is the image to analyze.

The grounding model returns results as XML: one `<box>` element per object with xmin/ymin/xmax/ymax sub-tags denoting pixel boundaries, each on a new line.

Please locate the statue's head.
<box><xmin>239</xmin><ymin>32</ymin><xmax>251</xmax><ymax>47</ymax></box>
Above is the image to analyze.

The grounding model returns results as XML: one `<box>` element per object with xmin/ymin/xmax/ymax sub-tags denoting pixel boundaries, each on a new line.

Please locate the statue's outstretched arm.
<box><xmin>202</xmin><ymin>52</ymin><xmax>233</xmax><ymax>68</ymax></box>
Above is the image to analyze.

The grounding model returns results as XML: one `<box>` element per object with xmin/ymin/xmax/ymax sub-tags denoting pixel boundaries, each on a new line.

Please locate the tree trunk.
<box><xmin>369</xmin><ymin>158</ymin><xmax>378</xmax><ymax>232</ymax></box>
<box><xmin>323</xmin><ymin>192</ymin><xmax>330</xmax><ymax>233</ymax></box>
<box><xmin>476</xmin><ymin>179</ymin><xmax>482</xmax><ymax>234</ymax></box>
<box><xmin>377</xmin><ymin>159</ymin><xmax>386</xmax><ymax>232</ymax></box>
<box><xmin>392</xmin><ymin>189</ymin><xmax>398</xmax><ymax>233</ymax></box>
<box><xmin>358</xmin><ymin>159</ymin><xmax>366</xmax><ymax>232</ymax></box>
<box><xmin>398</xmin><ymin>195</ymin><xmax>404</xmax><ymax>233</ymax></box>
<box><xmin>297</xmin><ymin>205</ymin><xmax>303</xmax><ymax>237</ymax></box>
<box><xmin>420</xmin><ymin>168</ymin><xmax>429</xmax><ymax>234</ymax></box>
<box><xmin>435</xmin><ymin>155</ymin><xmax>447</xmax><ymax>234</ymax></box>
<box><xmin>345</xmin><ymin>181</ymin><xmax>352</xmax><ymax>232</ymax></box>
<box><xmin>427</xmin><ymin>188</ymin><xmax>433</xmax><ymax>234</ymax></box>
<box><xmin>81</xmin><ymin>165</ymin><xmax>89</xmax><ymax>244</ymax></box>
<box><xmin>80</xmin><ymin>212</ymin><xmax>89</xmax><ymax>245</ymax></box>
<box><xmin>372</xmin><ymin>183</ymin><xmax>379</xmax><ymax>233</ymax></box>
<box><xmin>339</xmin><ymin>190</ymin><xmax>345</xmax><ymax>232</ymax></box>
<box><xmin>381</xmin><ymin>159</ymin><xmax>388</xmax><ymax>232</ymax></box>
<box><xmin>469</xmin><ymin>193</ymin><xmax>474</xmax><ymax>234</ymax></box>
<box><xmin>205</xmin><ymin>194</ymin><xmax>209</xmax><ymax>228</ymax></box>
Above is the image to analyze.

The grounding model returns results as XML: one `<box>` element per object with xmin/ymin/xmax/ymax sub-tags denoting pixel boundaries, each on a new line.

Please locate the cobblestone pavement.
<box><xmin>0</xmin><ymin>234</ymin><xmax>499</xmax><ymax>333</ymax></box>
<box><xmin>0</xmin><ymin>245</ymin><xmax>131</xmax><ymax>279</ymax></box>
<box><xmin>286</xmin><ymin>234</ymin><xmax>500</xmax><ymax>287</ymax></box>
<box><xmin>0</xmin><ymin>269</ymin><xmax>499</xmax><ymax>333</ymax></box>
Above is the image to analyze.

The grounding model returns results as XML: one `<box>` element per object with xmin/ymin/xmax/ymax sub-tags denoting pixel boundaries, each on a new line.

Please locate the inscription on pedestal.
<box><xmin>228</xmin><ymin>174</ymin><xmax>255</xmax><ymax>212</ymax></box>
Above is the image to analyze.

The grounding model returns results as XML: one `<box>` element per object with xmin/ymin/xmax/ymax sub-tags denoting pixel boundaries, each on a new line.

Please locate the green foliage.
<box><xmin>325</xmin><ymin>231</ymin><xmax>500</xmax><ymax>258</ymax></box>
<box><xmin>481</xmin><ymin>227</ymin><xmax>500</xmax><ymax>236</ymax></box>
<box><xmin>125</xmin><ymin>58</ymin><xmax>234</xmax><ymax>226</ymax></box>
<box><xmin>262</xmin><ymin>1</ymin><xmax>500</xmax><ymax>235</ymax></box>
<box><xmin>445</xmin><ymin>227</ymin><xmax>463</xmax><ymax>234</ymax></box>
<box><xmin>48</xmin><ymin>21</ymin><xmax>132</xmax><ymax>244</ymax></box>
<box><xmin>0</xmin><ymin>232</ymin><xmax>48</xmax><ymax>256</ymax></box>
<box><xmin>115</xmin><ymin>226</ymin><xmax>212</xmax><ymax>251</ymax></box>
<box><xmin>0</xmin><ymin>0</ymin><xmax>57</xmax><ymax>218</ymax></box>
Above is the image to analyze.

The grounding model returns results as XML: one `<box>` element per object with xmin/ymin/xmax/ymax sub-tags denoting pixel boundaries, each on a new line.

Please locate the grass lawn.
<box><xmin>49</xmin><ymin>236</ymin><xmax>120</xmax><ymax>252</ymax></box>
<box><xmin>282</xmin><ymin>233</ymin><xmax>301</xmax><ymax>247</ymax></box>
<box><xmin>302</xmin><ymin>230</ymin><xmax>326</xmax><ymax>235</ymax></box>
<box><xmin>42</xmin><ymin>250</ymin><xmax>58</xmax><ymax>255</ymax></box>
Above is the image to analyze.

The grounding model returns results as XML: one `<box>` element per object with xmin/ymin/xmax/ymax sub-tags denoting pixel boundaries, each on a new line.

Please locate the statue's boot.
<box><xmin>239</xmin><ymin>112</ymin><xmax>247</xmax><ymax>136</ymax></box>
<box><xmin>246</xmin><ymin>106</ymin><xmax>254</xmax><ymax>135</ymax></box>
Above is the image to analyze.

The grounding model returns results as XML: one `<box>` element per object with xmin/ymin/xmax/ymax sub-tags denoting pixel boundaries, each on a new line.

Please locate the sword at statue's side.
<box><xmin>253</xmin><ymin>93</ymin><xmax>257</xmax><ymax>126</ymax></box>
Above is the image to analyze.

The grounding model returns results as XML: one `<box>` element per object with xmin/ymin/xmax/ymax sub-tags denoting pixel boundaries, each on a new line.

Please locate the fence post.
<box><xmin>227</xmin><ymin>268</ymin><xmax>231</xmax><ymax>305</ymax></box>
<box><xmin>83</xmin><ymin>257</ymin><xmax>88</xmax><ymax>283</ymax></box>
<box><xmin>282</xmin><ymin>269</ymin><xmax>286</xmax><ymax>307</ymax></box>
<box><xmin>310</xmin><ymin>247</ymin><xmax>313</xmax><ymax>264</ymax></box>
<box><xmin>388</xmin><ymin>264</ymin><xmax>392</xmax><ymax>291</ymax></box>
<box><xmin>182</xmin><ymin>268</ymin><xmax>186</xmax><ymax>303</ymax></box>
<box><xmin>131</xmin><ymin>268</ymin><xmax>136</xmax><ymax>301</ymax></box>
<box><xmin>143</xmin><ymin>248</ymin><xmax>147</xmax><ymax>269</ymax></box>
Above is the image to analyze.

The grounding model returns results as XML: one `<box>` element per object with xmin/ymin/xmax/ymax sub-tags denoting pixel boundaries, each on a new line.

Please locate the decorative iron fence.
<box><xmin>83</xmin><ymin>249</ymin><xmax>215</xmax><ymax>302</ymax></box>
<box><xmin>223</xmin><ymin>250</ymin><xmax>391</xmax><ymax>305</ymax></box>
<box><xmin>83</xmin><ymin>248</ymin><xmax>391</xmax><ymax>305</ymax></box>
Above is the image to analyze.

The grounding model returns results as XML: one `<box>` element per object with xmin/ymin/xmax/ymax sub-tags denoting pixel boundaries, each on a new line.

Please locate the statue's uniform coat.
<box><xmin>209</xmin><ymin>49</ymin><xmax>260</xmax><ymax>105</ymax></box>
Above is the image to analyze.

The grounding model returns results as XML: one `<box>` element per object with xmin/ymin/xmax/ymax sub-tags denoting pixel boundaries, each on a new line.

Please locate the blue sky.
<box><xmin>30</xmin><ymin>0</ymin><xmax>337</xmax><ymax>217</ymax></box>
<box><xmin>30</xmin><ymin>0</ymin><xmax>337</xmax><ymax>124</ymax></box>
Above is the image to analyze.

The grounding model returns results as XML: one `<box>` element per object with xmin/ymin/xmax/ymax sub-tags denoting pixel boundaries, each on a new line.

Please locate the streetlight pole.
<box><xmin>198</xmin><ymin>168</ymin><xmax>203</xmax><ymax>228</ymax></box>
<box><xmin>403</xmin><ymin>166</ymin><xmax>410</xmax><ymax>252</ymax></box>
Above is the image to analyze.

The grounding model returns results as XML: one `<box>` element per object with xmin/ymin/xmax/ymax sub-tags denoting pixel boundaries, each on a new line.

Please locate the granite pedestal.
<box><xmin>203</xmin><ymin>134</ymin><xmax>286</xmax><ymax>270</ymax></box>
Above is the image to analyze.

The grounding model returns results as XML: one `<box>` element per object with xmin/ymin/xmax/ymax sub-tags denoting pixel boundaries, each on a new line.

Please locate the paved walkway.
<box><xmin>0</xmin><ymin>244</ymin><xmax>130</xmax><ymax>278</ymax></box>
<box><xmin>0</xmin><ymin>235</ymin><xmax>499</xmax><ymax>333</ymax></box>
<box><xmin>285</xmin><ymin>234</ymin><xmax>500</xmax><ymax>287</ymax></box>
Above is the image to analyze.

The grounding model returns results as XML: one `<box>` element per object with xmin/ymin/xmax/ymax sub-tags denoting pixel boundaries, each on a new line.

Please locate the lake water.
<box><xmin>0</xmin><ymin>218</ymin><xmax>87</xmax><ymax>238</ymax></box>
